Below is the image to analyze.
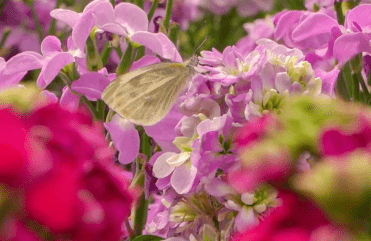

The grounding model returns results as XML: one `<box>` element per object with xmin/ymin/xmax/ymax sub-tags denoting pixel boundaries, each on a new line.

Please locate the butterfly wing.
<box><xmin>102</xmin><ymin>62</ymin><xmax>190</xmax><ymax>126</ymax></box>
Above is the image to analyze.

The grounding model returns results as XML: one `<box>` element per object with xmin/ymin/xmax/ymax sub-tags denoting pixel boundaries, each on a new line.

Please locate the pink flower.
<box><xmin>319</xmin><ymin>113</ymin><xmax>371</xmax><ymax>156</ymax></box>
<box><xmin>231</xmin><ymin>189</ymin><xmax>332</xmax><ymax>241</ymax></box>
<box><xmin>0</xmin><ymin>108</ymin><xmax>28</xmax><ymax>184</ymax></box>
<box><xmin>0</xmin><ymin>102</ymin><xmax>136</xmax><ymax>240</ymax></box>
<box><xmin>4</xmin><ymin>35</ymin><xmax>75</xmax><ymax>88</ymax></box>
<box><xmin>233</xmin><ymin>114</ymin><xmax>280</xmax><ymax>149</ymax></box>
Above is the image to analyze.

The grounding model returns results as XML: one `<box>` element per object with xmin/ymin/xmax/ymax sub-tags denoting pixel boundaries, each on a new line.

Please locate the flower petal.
<box><xmin>170</xmin><ymin>163</ymin><xmax>197</xmax><ymax>194</ymax></box>
<box><xmin>71</xmin><ymin>72</ymin><xmax>110</xmax><ymax>101</ymax></box>
<box><xmin>41</xmin><ymin>35</ymin><xmax>63</xmax><ymax>56</ymax></box>
<box><xmin>104</xmin><ymin>115</ymin><xmax>140</xmax><ymax>164</ymax></box>
<box><xmin>333</xmin><ymin>32</ymin><xmax>371</xmax><ymax>66</ymax></box>
<box><xmin>153</xmin><ymin>152</ymin><xmax>177</xmax><ymax>178</ymax></box>
<box><xmin>40</xmin><ymin>52</ymin><xmax>75</xmax><ymax>88</ymax></box>
<box><xmin>292</xmin><ymin>13</ymin><xmax>339</xmax><ymax>49</ymax></box>
<box><xmin>114</xmin><ymin>2</ymin><xmax>148</xmax><ymax>33</ymax></box>
<box><xmin>5</xmin><ymin>52</ymin><xmax>44</xmax><ymax>75</ymax></box>
<box><xmin>50</xmin><ymin>9</ymin><xmax>80</xmax><ymax>28</ymax></box>
<box><xmin>72</xmin><ymin>10</ymin><xmax>95</xmax><ymax>52</ymax></box>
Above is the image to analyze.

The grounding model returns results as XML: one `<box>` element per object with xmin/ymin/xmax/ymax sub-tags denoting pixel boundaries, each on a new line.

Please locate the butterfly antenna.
<box><xmin>192</xmin><ymin>36</ymin><xmax>209</xmax><ymax>55</ymax></box>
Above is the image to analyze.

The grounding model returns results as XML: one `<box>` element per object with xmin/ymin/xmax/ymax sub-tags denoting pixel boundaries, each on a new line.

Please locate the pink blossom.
<box><xmin>319</xmin><ymin>113</ymin><xmax>371</xmax><ymax>156</ymax></box>
<box><xmin>4</xmin><ymin>36</ymin><xmax>75</xmax><ymax>88</ymax></box>
<box><xmin>0</xmin><ymin>102</ymin><xmax>136</xmax><ymax>240</ymax></box>
<box><xmin>231</xmin><ymin>189</ymin><xmax>332</xmax><ymax>241</ymax></box>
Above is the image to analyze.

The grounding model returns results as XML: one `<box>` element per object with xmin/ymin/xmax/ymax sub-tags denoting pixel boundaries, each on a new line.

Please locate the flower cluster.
<box><xmin>0</xmin><ymin>87</ymin><xmax>135</xmax><ymax>240</ymax></box>
<box><xmin>3</xmin><ymin>0</ymin><xmax>371</xmax><ymax>241</ymax></box>
<box><xmin>231</xmin><ymin>95</ymin><xmax>371</xmax><ymax>240</ymax></box>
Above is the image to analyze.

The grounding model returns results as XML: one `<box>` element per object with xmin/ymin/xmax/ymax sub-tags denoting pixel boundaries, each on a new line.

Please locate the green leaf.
<box><xmin>131</xmin><ymin>235</ymin><xmax>164</xmax><ymax>241</ymax></box>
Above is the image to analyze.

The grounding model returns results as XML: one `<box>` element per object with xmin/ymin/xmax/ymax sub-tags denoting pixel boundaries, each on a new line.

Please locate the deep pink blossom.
<box><xmin>231</xmin><ymin>189</ymin><xmax>332</xmax><ymax>241</ymax></box>
<box><xmin>0</xmin><ymin>102</ymin><xmax>135</xmax><ymax>240</ymax></box>
<box><xmin>319</xmin><ymin>114</ymin><xmax>371</xmax><ymax>156</ymax></box>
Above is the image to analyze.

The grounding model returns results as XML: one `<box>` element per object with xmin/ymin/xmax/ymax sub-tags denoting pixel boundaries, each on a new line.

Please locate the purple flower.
<box><xmin>152</xmin><ymin>151</ymin><xmax>197</xmax><ymax>194</ymax></box>
<box><xmin>197</xmin><ymin>0</ymin><xmax>273</xmax><ymax>17</ymax></box>
<box><xmin>0</xmin><ymin>57</ymin><xmax>27</xmax><ymax>90</ymax></box>
<box><xmin>104</xmin><ymin>114</ymin><xmax>140</xmax><ymax>164</ymax></box>
<box><xmin>4</xmin><ymin>35</ymin><xmax>75</xmax><ymax>88</ymax></box>
<box><xmin>236</xmin><ymin>17</ymin><xmax>275</xmax><ymax>55</ymax></box>
<box><xmin>71</xmin><ymin>72</ymin><xmax>112</xmax><ymax>101</ymax></box>
<box><xmin>52</xmin><ymin>0</ymin><xmax>182</xmax><ymax>62</ymax></box>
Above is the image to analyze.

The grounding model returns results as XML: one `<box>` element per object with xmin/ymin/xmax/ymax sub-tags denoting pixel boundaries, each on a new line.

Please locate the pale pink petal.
<box><xmin>275</xmin><ymin>72</ymin><xmax>292</xmax><ymax>93</ymax></box>
<box><xmin>170</xmin><ymin>164</ymin><xmax>197</xmax><ymax>194</ymax></box>
<box><xmin>114</xmin><ymin>2</ymin><xmax>148</xmax><ymax>33</ymax></box>
<box><xmin>292</xmin><ymin>13</ymin><xmax>339</xmax><ymax>49</ymax></box>
<box><xmin>5</xmin><ymin>52</ymin><xmax>44</xmax><ymax>75</ymax></box>
<box><xmin>41</xmin><ymin>52</ymin><xmax>75</xmax><ymax>88</ymax></box>
<box><xmin>129</xmin><ymin>55</ymin><xmax>161</xmax><ymax>71</ymax></box>
<box><xmin>50</xmin><ymin>9</ymin><xmax>80</xmax><ymax>28</ymax></box>
<box><xmin>155</xmin><ymin>33</ymin><xmax>183</xmax><ymax>62</ymax></box>
<box><xmin>72</xmin><ymin>10</ymin><xmax>95</xmax><ymax>51</ymax></box>
<box><xmin>83</xmin><ymin>0</ymin><xmax>109</xmax><ymax>13</ymax></box>
<box><xmin>93</xmin><ymin>2</ymin><xmax>127</xmax><ymax>36</ymax></box>
<box><xmin>104</xmin><ymin>115</ymin><xmax>140</xmax><ymax>164</ymax></box>
<box><xmin>204</xmin><ymin>178</ymin><xmax>233</xmax><ymax>197</ymax></box>
<box><xmin>345</xmin><ymin>4</ymin><xmax>371</xmax><ymax>32</ymax></box>
<box><xmin>152</xmin><ymin>152</ymin><xmax>177</xmax><ymax>178</ymax></box>
<box><xmin>60</xmin><ymin>86</ymin><xmax>79</xmax><ymax>110</ymax></box>
<box><xmin>71</xmin><ymin>72</ymin><xmax>110</xmax><ymax>101</ymax></box>
<box><xmin>131</xmin><ymin>32</ymin><xmax>182</xmax><ymax>62</ymax></box>
<box><xmin>41</xmin><ymin>35</ymin><xmax>62</xmax><ymax>57</ymax></box>
<box><xmin>333</xmin><ymin>32</ymin><xmax>371</xmax><ymax>66</ymax></box>
<box><xmin>235</xmin><ymin>206</ymin><xmax>257</xmax><ymax>231</ymax></box>
<box><xmin>274</xmin><ymin>11</ymin><xmax>303</xmax><ymax>45</ymax></box>
<box><xmin>41</xmin><ymin>90</ymin><xmax>58</xmax><ymax>103</ymax></box>
<box><xmin>144</xmin><ymin>106</ymin><xmax>183</xmax><ymax>152</ymax></box>
<box><xmin>0</xmin><ymin>71</ymin><xmax>27</xmax><ymax>90</ymax></box>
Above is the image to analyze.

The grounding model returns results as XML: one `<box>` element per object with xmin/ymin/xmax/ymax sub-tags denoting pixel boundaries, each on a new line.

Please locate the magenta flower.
<box><xmin>319</xmin><ymin>113</ymin><xmax>371</xmax><ymax>156</ymax></box>
<box><xmin>231</xmin><ymin>189</ymin><xmax>334</xmax><ymax>241</ymax></box>
<box><xmin>0</xmin><ymin>100</ymin><xmax>136</xmax><ymax>240</ymax></box>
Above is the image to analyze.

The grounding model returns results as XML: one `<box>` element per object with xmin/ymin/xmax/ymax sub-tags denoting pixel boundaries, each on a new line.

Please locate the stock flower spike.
<box><xmin>4</xmin><ymin>0</ymin><xmax>371</xmax><ymax>240</ymax></box>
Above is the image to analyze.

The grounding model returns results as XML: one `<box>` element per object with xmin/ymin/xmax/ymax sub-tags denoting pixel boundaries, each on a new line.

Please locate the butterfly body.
<box><xmin>102</xmin><ymin>57</ymin><xmax>196</xmax><ymax>126</ymax></box>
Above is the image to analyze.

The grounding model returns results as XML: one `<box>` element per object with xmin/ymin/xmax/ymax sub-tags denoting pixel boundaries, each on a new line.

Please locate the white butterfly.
<box><xmin>102</xmin><ymin>57</ymin><xmax>198</xmax><ymax>126</ymax></box>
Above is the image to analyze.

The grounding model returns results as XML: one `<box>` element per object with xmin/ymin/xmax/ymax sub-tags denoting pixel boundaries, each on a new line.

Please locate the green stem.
<box><xmin>163</xmin><ymin>0</ymin><xmax>174</xmax><ymax>31</ymax></box>
<box><xmin>131</xmin><ymin>193</ymin><xmax>148</xmax><ymax>239</ymax></box>
<box><xmin>336</xmin><ymin>69</ymin><xmax>350</xmax><ymax>101</ymax></box>
<box><xmin>116</xmin><ymin>42</ymin><xmax>134</xmax><ymax>76</ymax></box>
<box><xmin>101</xmin><ymin>42</ymin><xmax>112</xmax><ymax>66</ymax></box>
<box><xmin>96</xmin><ymin>99</ymin><xmax>106</xmax><ymax>121</ymax></box>
<box><xmin>135</xmin><ymin>0</ymin><xmax>144</xmax><ymax>9</ymax></box>
<box><xmin>335</xmin><ymin>1</ymin><xmax>345</xmax><ymax>25</ymax></box>
<box><xmin>130</xmin><ymin>156</ymin><xmax>148</xmax><ymax>239</ymax></box>
<box><xmin>140</xmin><ymin>130</ymin><xmax>152</xmax><ymax>159</ymax></box>
<box><xmin>147</xmin><ymin>0</ymin><xmax>159</xmax><ymax>22</ymax></box>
